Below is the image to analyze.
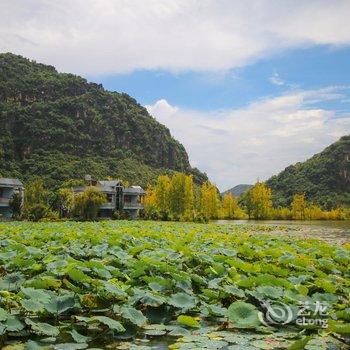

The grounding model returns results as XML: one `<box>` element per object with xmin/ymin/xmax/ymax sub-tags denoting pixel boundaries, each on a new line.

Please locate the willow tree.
<box><xmin>73</xmin><ymin>186</ymin><xmax>106</xmax><ymax>221</ymax></box>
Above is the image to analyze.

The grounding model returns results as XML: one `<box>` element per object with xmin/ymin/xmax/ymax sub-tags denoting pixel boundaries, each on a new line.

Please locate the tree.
<box><xmin>183</xmin><ymin>175</ymin><xmax>195</xmax><ymax>219</ymax></box>
<box><xmin>155</xmin><ymin>175</ymin><xmax>171</xmax><ymax>214</ymax></box>
<box><xmin>291</xmin><ymin>193</ymin><xmax>307</xmax><ymax>220</ymax></box>
<box><xmin>220</xmin><ymin>193</ymin><xmax>245</xmax><ymax>219</ymax></box>
<box><xmin>200</xmin><ymin>181</ymin><xmax>219</xmax><ymax>220</ymax></box>
<box><xmin>144</xmin><ymin>185</ymin><xmax>158</xmax><ymax>219</ymax></box>
<box><xmin>57</xmin><ymin>187</ymin><xmax>75</xmax><ymax>218</ymax></box>
<box><xmin>239</xmin><ymin>190</ymin><xmax>254</xmax><ymax>219</ymax></box>
<box><xmin>168</xmin><ymin>173</ymin><xmax>187</xmax><ymax>218</ymax></box>
<box><xmin>9</xmin><ymin>192</ymin><xmax>22</xmax><ymax>219</ymax></box>
<box><xmin>248</xmin><ymin>182</ymin><xmax>272</xmax><ymax>219</ymax></box>
<box><xmin>73</xmin><ymin>186</ymin><xmax>106</xmax><ymax>220</ymax></box>
<box><xmin>22</xmin><ymin>180</ymin><xmax>51</xmax><ymax>221</ymax></box>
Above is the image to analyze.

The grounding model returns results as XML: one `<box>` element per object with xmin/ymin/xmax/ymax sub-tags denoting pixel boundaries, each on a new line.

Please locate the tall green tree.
<box><xmin>22</xmin><ymin>180</ymin><xmax>51</xmax><ymax>221</ymax></box>
<box><xmin>168</xmin><ymin>173</ymin><xmax>187</xmax><ymax>217</ymax></box>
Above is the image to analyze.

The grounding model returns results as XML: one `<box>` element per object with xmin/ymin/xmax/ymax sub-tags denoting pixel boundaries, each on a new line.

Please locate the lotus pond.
<box><xmin>0</xmin><ymin>220</ymin><xmax>349</xmax><ymax>350</ymax></box>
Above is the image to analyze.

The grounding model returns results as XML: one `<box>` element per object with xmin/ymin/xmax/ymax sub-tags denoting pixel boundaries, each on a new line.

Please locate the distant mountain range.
<box><xmin>0</xmin><ymin>53</ymin><xmax>207</xmax><ymax>188</ymax></box>
<box><xmin>221</xmin><ymin>184</ymin><xmax>252</xmax><ymax>197</ymax></box>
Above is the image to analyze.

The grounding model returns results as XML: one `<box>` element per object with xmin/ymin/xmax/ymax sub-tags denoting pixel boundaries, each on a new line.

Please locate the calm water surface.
<box><xmin>214</xmin><ymin>220</ymin><xmax>350</xmax><ymax>244</ymax></box>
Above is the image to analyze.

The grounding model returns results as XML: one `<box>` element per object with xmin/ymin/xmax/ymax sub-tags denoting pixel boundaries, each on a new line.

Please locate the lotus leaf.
<box><xmin>227</xmin><ymin>301</ymin><xmax>261</xmax><ymax>328</ymax></box>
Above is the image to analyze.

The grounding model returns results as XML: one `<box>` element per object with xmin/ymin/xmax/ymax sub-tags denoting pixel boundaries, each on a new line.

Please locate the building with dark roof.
<box><xmin>0</xmin><ymin>178</ymin><xmax>24</xmax><ymax>219</ymax></box>
<box><xmin>72</xmin><ymin>177</ymin><xmax>145</xmax><ymax>219</ymax></box>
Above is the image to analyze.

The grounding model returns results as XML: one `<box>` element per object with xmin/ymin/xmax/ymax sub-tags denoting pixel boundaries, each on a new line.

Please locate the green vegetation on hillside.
<box><xmin>266</xmin><ymin>135</ymin><xmax>350</xmax><ymax>209</ymax></box>
<box><xmin>0</xmin><ymin>53</ymin><xmax>207</xmax><ymax>188</ymax></box>
<box><xmin>0</xmin><ymin>221</ymin><xmax>348</xmax><ymax>349</ymax></box>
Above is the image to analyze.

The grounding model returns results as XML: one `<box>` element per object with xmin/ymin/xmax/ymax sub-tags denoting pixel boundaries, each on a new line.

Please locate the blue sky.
<box><xmin>90</xmin><ymin>45</ymin><xmax>350</xmax><ymax>111</ymax></box>
<box><xmin>2</xmin><ymin>0</ymin><xmax>350</xmax><ymax>190</ymax></box>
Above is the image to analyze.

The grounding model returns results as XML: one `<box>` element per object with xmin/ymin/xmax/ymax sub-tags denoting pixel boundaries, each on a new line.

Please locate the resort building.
<box><xmin>72</xmin><ymin>176</ymin><xmax>145</xmax><ymax>219</ymax></box>
<box><xmin>0</xmin><ymin>178</ymin><xmax>24</xmax><ymax>219</ymax></box>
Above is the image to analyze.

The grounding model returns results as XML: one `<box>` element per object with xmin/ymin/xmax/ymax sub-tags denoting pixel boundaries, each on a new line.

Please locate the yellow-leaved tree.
<box><xmin>183</xmin><ymin>175</ymin><xmax>195</xmax><ymax>220</ymax></box>
<box><xmin>168</xmin><ymin>173</ymin><xmax>187</xmax><ymax>218</ymax></box>
<box><xmin>155</xmin><ymin>175</ymin><xmax>171</xmax><ymax>214</ymax></box>
<box><xmin>200</xmin><ymin>181</ymin><xmax>220</xmax><ymax>220</ymax></box>
<box><xmin>248</xmin><ymin>182</ymin><xmax>272</xmax><ymax>219</ymax></box>
<box><xmin>144</xmin><ymin>185</ymin><xmax>157</xmax><ymax>219</ymax></box>
<box><xmin>291</xmin><ymin>193</ymin><xmax>307</xmax><ymax>220</ymax></box>
<box><xmin>220</xmin><ymin>192</ymin><xmax>246</xmax><ymax>219</ymax></box>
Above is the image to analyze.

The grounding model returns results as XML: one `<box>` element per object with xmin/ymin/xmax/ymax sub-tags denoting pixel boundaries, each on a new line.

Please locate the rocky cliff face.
<box><xmin>0</xmin><ymin>53</ymin><xmax>207</xmax><ymax>187</ymax></box>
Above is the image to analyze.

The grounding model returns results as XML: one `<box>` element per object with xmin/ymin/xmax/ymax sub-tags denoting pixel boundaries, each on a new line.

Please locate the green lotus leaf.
<box><xmin>335</xmin><ymin>308</ymin><xmax>350</xmax><ymax>321</ymax></box>
<box><xmin>21</xmin><ymin>298</ymin><xmax>45</xmax><ymax>313</ymax></box>
<box><xmin>207</xmin><ymin>304</ymin><xmax>228</xmax><ymax>317</ymax></box>
<box><xmin>177</xmin><ymin>315</ymin><xmax>200</xmax><ymax>328</ymax></box>
<box><xmin>25</xmin><ymin>318</ymin><xmax>59</xmax><ymax>336</ymax></box>
<box><xmin>75</xmin><ymin>316</ymin><xmax>91</xmax><ymax>323</ymax></box>
<box><xmin>121</xmin><ymin>306</ymin><xmax>147</xmax><ymax>327</ymax></box>
<box><xmin>0</xmin><ymin>272</ymin><xmax>25</xmax><ymax>291</ymax></box>
<box><xmin>227</xmin><ymin>301</ymin><xmax>261</xmax><ymax>328</ymax></box>
<box><xmin>168</xmin><ymin>293</ymin><xmax>197</xmax><ymax>309</ymax></box>
<box><xmin>256</xmin><ymin>286</ymin><xmax>284</xmax><ymax>299</ymax></box>
<box><xmin>227</xmin><ymin>345</ymin><xmax>260</xmax><ymax>350</ymax></box>
<box><xmin>24</xmin><ymin>276</ymin><xmax>62</xmax><ymax>289</ymax></box>
<box><xmin>223</xmin><ymin>285</ymin><xmax>245</xmax><ymax>298</ymax></box>
<box><xmin>0</xmin><ymin>307</ymin><xmax>8</xmax><ymax>321</ymax></box>
<box><xmin>69</xmin><ymin>329</ymin><xmax>91</xmax><ymax>343</ymax></box>
<box><xmin>91</xmin><ymin>316</ymin><xmax>125</xmax><ymax>332</ymax></box>
<box><xmin>26</xmin><ymin>340</ymin><xmax>51</xmax><ymax>350</ymax></box>
<box><xmin>67</xmin><ymin>268</ymin><xmax>90</xmax><ymax>283</ymax></box>
<box><xmin>167</xmin><ymin>325</ymin><xmax>191</xmax><ymax>336</ymax></box>
<box><xmin>102</xmin><ymin>282</ymin><xmax>127</xmax><ymax>298</ymax></box>
<box><xmin>314</xmin><ymin>278</ymin><xmax>337</xmax><ymax>293</ymax></box>
<box><xmin>139</xmin><ymin>292</ymin><xmax>165</xmax><ymax>307</ymax></box>
<box><xmin>4</xmin><ymin>316</ymin><xmax>24</xmax><ymax>332</ymax></box>
<box><xmin>287</xmin><ymin>336</ymin><xmax>312</xmax><ymax>350</ymax></box>
<box><xmin>144</xmin><ymin>329</ymin><xmax>167</xmax><ymax>336</ymax></box>
<box><xmin>44</xmin><ymin>294</ymin><xmax>75</xmax><ymax>314</ymax></box>
<box><xmin>20</xmin><ymin>287</ymin><xmax>51</xmax><ymax>303</ymax></box>
<box><xmin>328</xmin><ymin>320</ymin><xmax>350</xmax><ymax>335</ymax></box>
<box><xmin>54</xmin><ymin>344</ymin><xmax>88</xmax><ymax>350</ymax></box>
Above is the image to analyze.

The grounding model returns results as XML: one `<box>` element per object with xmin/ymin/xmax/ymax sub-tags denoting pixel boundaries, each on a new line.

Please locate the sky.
<box><xmin>1</xmin><ymin>0</ymin><xmax>350</xmax><ymax>190</ymax></box>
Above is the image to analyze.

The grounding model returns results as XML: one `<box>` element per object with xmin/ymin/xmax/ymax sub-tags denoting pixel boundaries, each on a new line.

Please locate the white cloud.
<box><xmin>146</xmin><ymin>87</ymin><xmax>350</xmax><ymax>190</ymax></box>
<box><xmin>269</xmin><ymin>73</ymin><xmax>285</xmax><ymax>86</ymax></box>
<box><xmin>1</xmin><ymin>0</ymin><xmax>350</xmax><ymax>74</ymax></box>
